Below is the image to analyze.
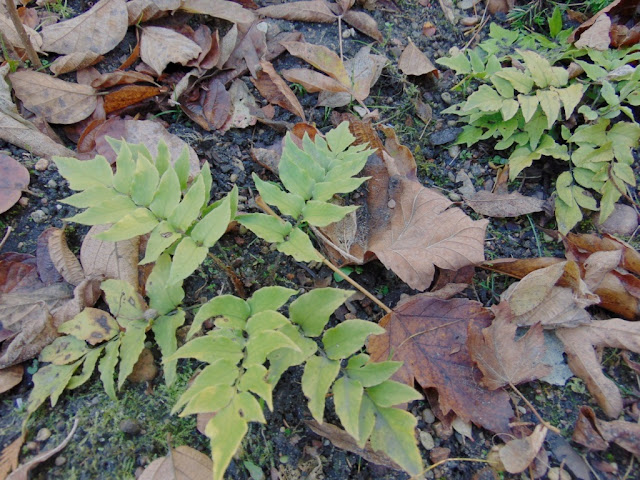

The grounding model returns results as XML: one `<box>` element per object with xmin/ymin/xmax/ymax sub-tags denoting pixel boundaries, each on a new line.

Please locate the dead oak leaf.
<box><xmin>368</xmin><ymin>296</ymin><xmax>513</xmax><ymax>434</ymax></box>
<box><xmin>556</xmin><ymin>318</ymin><xmax>640</xmax><ymax>418</ymax></box>
<box><xmin>468</xmin><ymin>302</ymin><xmax>551</xmax><ymax>390</ymax></box>
<box><xmin>41</xmin><ymin>0</ymin><xmax>128</xmax><ymax>55</ymax></box>
<box><xmin>252</xmin><ymin>60</ymin><xmax>305</xmax><ymax>120</ymax></box>
<box><xmin>368</xmin><ymin>177</ymin><xmax>487</xmax><ymax>291</ymax></box>
<box><xmin>10</xmin><ymin>70</ymin><xmax>97</xmax><ymax>124</ymax></box>
<box><xmin>0</xmin><ymin>153</ymin><xmax>29</xmax><ymax>214</ymax></box>
<box><xmin>140</xmin><ymin>27</ymin><xmax>202</xmax><ymax>76</ymax></box>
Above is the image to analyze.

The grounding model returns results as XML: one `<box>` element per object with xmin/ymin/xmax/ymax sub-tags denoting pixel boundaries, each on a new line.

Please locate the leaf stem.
<box><xmin>5</xmin><ymin>0</ymin><xmax>41</xmax><ymax>69</ymax></box>
<box><xmin>255</xmin><ymin>196</ymin><xmax>392</xmax><ymax>314</ymax></box>
<box><xmin>509</xmin><ymin>382</ymin><xmax>561</xmax><ymax>434</ymax></box>
<box><xmin>0</xmin><ymin>226</ymin><xmax>13</xmax><ymax>251</ymax></box>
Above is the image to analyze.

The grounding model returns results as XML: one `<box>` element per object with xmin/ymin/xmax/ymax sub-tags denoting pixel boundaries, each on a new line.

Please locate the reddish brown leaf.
<box><xmin>468</xmin><ymin>302</ymin><xmax>550</xmax><ymax>390</ymax></box>
<box><xmin>252</xmin><ymin>60</ymin><xmax>305</xmax><ymax>120</ymax></box>
<box><xmin>573</xmin><ymin>406</ymin><xmax>640</xmax><ymax>455</ymax></box>
<box><xmin>36</xmin><ymin>229</ymin><xmax>63</xmax><ymax>286</ymax></box>
<box><xmin>398</xmin><ymin>39</ymin><xmax>438</xmax><ymax>77</ymax></box>
<box><xmin>257</xmin><ymin>0</ymin><xmax>337</xmax><ymax>22</ymax></box>
<box><xmin>0</xmin><ymin>153</ymin><xmax>29</xmax><ymax>214</ymax></box>
<box><xmin>103</xmin><ymin>85</ymin><xmax>163</xmax><ymax>114</ymax></box>
<box><xmin>0</xmin><ymin>253</ymin><xmax>39</xmax><ymax>295</ymax></box>
<box><xmin>556</xmin><ymin>318</ymin><xmax>640</xmax><ymax>418</ymax></box>
<box><xmin>47</xmin><ymin>228</ymin><xmax>85</xmax><ymax>286</ymax></box>
<box><xmin>571</xmin><ymin>406</ymin><xmax>609</xmax><ymax>451</ymax></box>
<box><xmin>368</xmin><ymin>296</ymin><xmax>513</xmax><ymax>434</ymax></box>
<box><xmin>0</xmin><ymin>434</ymin><xmax>24</xmax><ymax>480</ymax></box>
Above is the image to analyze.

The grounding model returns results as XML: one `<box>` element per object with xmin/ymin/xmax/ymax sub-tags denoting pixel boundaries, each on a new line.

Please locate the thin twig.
<box><xmin>337</xmin><ymin>15</ymin><xmax>344</xmax><ymax>62</ymax></box>
<box><xmin>510</xmin><ymin>382</ymin><xmax>561</xmax><ymax>434</ymax></box>
<box><xmin>410</xmin><ymin>458</ymin><xmax>491</xmax><ymax>479</ymax></box>
<box><xmin>463</xmin><ymin>2</ymin><xmax>489</xmax><ymax>51</ymax></box>
<box><xmin>5</xmin><ymin>0</ymin><xmax>41</xmax><ymax>68</ymax></box>
<box><xmin>207</xmin><ymin>252</ymin><xmax>246</xmax><ymax>299</ymax></box>
<box><xmin>0</xmin><ymin>226</ymin><xmax>13</xmax><ymax>251</ymax></box>
<box><xmin>310</xmin><ymin>225</ymin><xmax>362</xmax><ymax>265</ymax></box>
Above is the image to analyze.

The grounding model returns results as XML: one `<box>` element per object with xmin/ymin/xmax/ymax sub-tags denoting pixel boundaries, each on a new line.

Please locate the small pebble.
<box><xmin>46</xmin><ymin>179</ymin><xmax>57</xmax><ymax>189</ymax></box>
<box><xmin>460</xmin><ymin>16</ymin><xmax>479</xmax><ymax>26</ymax></box>
<box><xmin>229</xmin><ymin>173</ymin><xmax>238</xmax><ymax>183</ymax></box>
<box><xmin>422</xmin><ymin>408</ymin><xmax>435</xmax><ymax>424</ymax></box>
<box><xmin>595</xmin><ymin>204</ymin><xmax>638</xmax><ymax>236</ymax></box>
<box><xmin>388</xmin><ymin>199</ymin><xmax>396</xmax><ymax>208</ymax></box>
<box><xmin>419</xmin><ymin>431</ymin><xmax>435</xmax><ymax>450</ymax></box>
<box><xmin>18</xmin><ymin>197</ymin><xmax>29</xmax><ymax>207</ymax></box>
<box><xmin>440</xmin><ymin>91</ymin><xmax>452</xmax><ymax>104</ymax></box>
<box><xmin>448</xmin><ymin>192</ymin><xmax>461</xmax><ymax>202</ymax></box>
<box><xmin>448</xmin><ymin>145</ymin><xmax>460</xmax><ymax>159</ymax></box>
<box><xmin>35</xmin><ymin>158</ymin><xmax>49</xmax><ymax>171</ymax></box>
<box><xmin>35</xmin><ymin>427</ymin><xmax>52</xmax><ymax>442</ymax></box>
<box><xmin>26</xmin><ymin>441</ymin><xmax>38</xmax><ymax>451</ymax></box>
<box><xmin>279</xmin><ymin>455</ymin><xmax>289</xmax><ymax>464</ymax></box>
<box><xmin>430</xmin><ymin>127</ymin><xmax>462</xmax><ymax>146</ymax></box>
<box><xmin>548</xmin><ymin>467</ymin><xmax>571</xmax><ymax>480</ymax></box>
<box><xmin>119</xmin><ymin>419</ymin><xmax>141</xmax><ymax>435</ymax></box>
<box><xmin>54</xmin><ymin>456</ymin><xmax>66</xmax><ymax>467</ymax></box>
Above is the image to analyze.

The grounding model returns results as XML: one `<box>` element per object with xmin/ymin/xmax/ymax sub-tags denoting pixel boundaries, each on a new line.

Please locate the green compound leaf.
<box><xmin>555</xmin><ymin>195</ymin><xmax>583</xmax><ymax>234</ymax></box>
<box><xmin>181</xmin><ymin>384</ymin><xmax>235</xmax><ymax>416</ymax></box>
<box><xmin>493</xmin><ymin>68</ymin><xmax>533</xmax><ymax>94</ymax></box>
<box><xmin>233</xmin><ymin>392</ymin><xmax>266</xmax><ymax>423</ymax></box>
<box><xmin>238</xmin><ymin>364</ymin><xmax>274</xmax><ymax>410</ymax></box>
<box><xmin>95</xmin><ymin>207</ymin><xmax>159</xmax><ymax>242</ymax></box>
<box><xmin>536</xmin><ymin>89</ymin><xmax>561</xmax><ymax>129</ymax></box>
<box><xmin>54</xmin><ymin>155</ymin><xmax>113</xmax><ymax>190</ymax></box>
<box><xmin>369</xmin><ymin>405</ymin><xmax>422</xmax><ymax>476</ymax></box>
<box><xmin>237</xmin><ymin>213</ymin><xmax>293</xmax><ymax>243</ymax></box>
<box><xmin>172</xmin><ymin>358</ymin><xmax>239</xmax><ymax>414</ymax></box>
<box><xmin>357</xmin><ymin>395</ymin><xmax>376</xmax><ymax>448</ymax></box>
<box><xmin>118</xmin><ymin>322</ymin><xmax>147</xmax><ymax>389</ymax></box>
<box><xmin>130</xmin><ymin>153</ymin><xmax>160</xmax><ymax>206</ymax></box>
<box><xmin>146</xmin><ymin>253</ymin><xmax>185</xmax><ymax>315</ymax></box>
<box><xmin>289</xmin><ymin>288</ymin><xmax>353</xmax><ymax>337</ymax></box>
<box><xmin>58</xmin><ymin>307</ymin><xmax>119</xmax><ymax>345</ymax></box>
<box><xmin>500</xmin><ymin>99</ymin><xmax>519</xmax><ymax>121</ymax></box>
<box><xmin>517</xmin><ymin>94</ymin><xmax>539</xmax><ymax>123</ymax></box>
<box><xmin>112</xmin><ymin>142</ymin><xmax>135</xmax><ymax>194</ymax></box>
<box><xmin>40</xmin><ymin>336</ymin><xmax>88</xmax><ymax>365</ymax></box>
<box><xmin>67</xmin><ymin>347</ymin><xmax>103</xmax><ymax>390</ymax></box>
<box><xmin>301</xmin><ymin>201</ymin><xmax>358</xmax><ymax>227</ymax></box>
<box><xmin>168</xmin><ymin>175</ymin><xmax>205</xmax><ymax>232</ymax></box>
<box><xmin>152</xmin><ymin>310</ymin><xmax>186</xmax><ymax>386</ymax></box>
<box><xmin>149</xmin><ymin>168</ymin><xmax>181</xmax><ymax>219</ymax></box>
<box><xmin>435</xmin><ymin>52</ymin><xmax>472</xmax><ymax>75</ymax></box>
<box><xmin>169</xmin><ymin>236</ymin><xmax>207</xmax><ymax>284</ymax></box>
<box><xmin>245</xmin><ymin>330</ymin><xmax>301</xmax><ymax>366</ymax></box>
<box><xmin>170</xmin><ymin>333</ymin><xmax>244</xmax><ymax>364</ymax></box>
<box><xmin>140</xmin><ymin>221</ymin><xmax>181</xmax><ymax>265</ymax></box>
<box><xmin>333</xmin><ymin>376</ymin><xmax>363</xmax><ymax>440</ymax></box>
<box><xmin>599</xmin><ymin>180</ymin><xmax>621</xmax><ymax>223</ymax></box>
<box><xmin>191</xmin><ymin>186</ymin><xmax>236</xmax><ymax>248</ymax></box>
<box><xmin>345</xmin><ymin>356</ymin><xmax>403</xmax><ymax>388</ymax></box>
<box><xmin>61</xmin><ymin>185</ymin><xmax>117</xmax><ymax>208</ymax></box>
<box><xmin>65</xmin><ymin>195</ymin><xmax>137</xmax><ymax>225</ymax></box>
<box><xmin>101</xmin><ymin>279</ymin><xmax>146</xmax><ymax>323</ymax></box>
<box><xmin>245</xmin><ymin>311</ymin><xmax>290</xmax><ymax>336</ymax></box>
<box><xmin>366</xmin><ymin>380</ymin><xmax>422</xmax><ymax>407</ymax></box>
<box><xmin>267</xmin><ymin>324</ymin><xmax>318</xmax><ymax>384</ymax></box>
<box><xmin>326</xmin><ymin>121</ymin><xmax>356</xmax><ymax>153</ymax></box>
<box><xmin>322</xmin><ymin>320</ymin><xmax>386</xmax><ymax>360</ymax></box>
<box><xmin>99</xmin><ymin>338</ymin><xmax>120</xmax><ymax>400</ymax></box>
<box><xmin>247</xmin><ymin>286</ymin><xmax>298</xmax><ymax>315</ymax></box>
<box><xmin>253</xmin><ymin>174</ymin><xmax>305</xmax><ymax>218</ymax></box>
<box><xmin>312</xmin><ymin>177</ymin><xmax>368</xmax><ymax>202</ymax></box>
<box><xmin>174</xmin><ymin>146</ymin><xmax>191</xmax><ymax>191</ymax></box>
<box><xmin>278</xmin><ymin>136</ymin><xmax>318</xmax><ymax>200</ymax></box>
<box><xmin>27</xmin><ymin>360</ymin><xmax>82</xmax><ymax>414</ymax></box>
<box><xmin>189</xmin><ymin>295</ymin><xmax>251</xmax><ymax>339</ymax></box>
<box><xmin>462</xmin><ymin>85</ymin><xmax>502</xmax><ymax>112</ymax></box>
<box><xmin>154</xmin><ymin>140</ymin><xmax>171</xmax><ymax>176</ymax></box>
<box><xmin>555</xmin><ymin>83</ymin><xmax>584</xmax><ymax>119</ymax></box>
<box><xmin>205</xmin><ymin>405</ymin><xmax>248</xmax><ymax>480</ymax></box>
<box><xmin>302</xmin><ymin>355</ymin><xmax>340</xmax><ymax>422</ymax></box>
<box><xmin>276</xmin><ymin>227</ymin><xmax>322</xmax><ymax>263</ymax></box>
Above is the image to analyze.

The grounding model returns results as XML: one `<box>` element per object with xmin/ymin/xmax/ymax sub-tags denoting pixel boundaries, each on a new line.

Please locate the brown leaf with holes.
<box><xmin>41</xmin><ymin>0</ymin><xmax>128</xmax><ymax>54</ymax></box>
<box><xmin>252</xmin><ymin>61</ymin><xmax>305</xmax><ymax>120</ymax></box>
<box><xmin>556</xmin><ymin>318</ymin><xmax>640</xmax><ymax>418</ymax></box>
<box><xmin>498</xmin><ymin>425</ymin><xmax>547</xmax><ymax>474</ymax></box>
<box><xmin>80</xmin><ymin>225</ymin><xmax>139</xmax><ymax>287</ymax></box>
<box><xmin>0</xmin><ymin>153</ymin><xmax>29</xmax><ymax>214</ymax></box>
<box><xmin>368</xmin><ymin>296</ymin><xmax>513</xmax><ymax>434</ymax></box>
<box><xmin>10</xmin><ymin>70</ymin><xmax>97</xmax><ymax>124</ymax></box>
<box><xmin>398</xmin><ymin>39</ymin><xmax>438</xmax><ymax>77</ymax></box>
<box><xmin>103</xmin><ymin>85</ymin><xmax>163</xmax><ymax>114</ymax></box>
<box><xmin>140</xmin><ymin>27</ymin><xmax>202</xmax><ymax>76</ymax></box>
<box><xmin>572</xmin><ymin>406</ymin><xmax>640</xmax><ymax>455</ymax></box>
<box><xmin>138</xmin><ymin>445</ymin><xmax>212</xmax><ymax>480</ymax></box>
<box><xmin>49</xmin><ymin>51</ymin><xmax>103</xmax><ymax>76</ymax></box>
<box><xmin>257</xmin><ymin>0</ymin><xmax>337</xmax><ymax>22</ymax></box>
<box><xmin>465</xmin><ymin>191</ymin><xmax>545</xmax><ymax>218</ymax></box>
<box><xmin>468</xmin><ymin>302</ymin><xmax>550</xmax><ymax>390</ymax></box>
<box><xmin>0</xmin><ymin>364</ymin><xmax>23</xmax><ymax>394</ymax></box>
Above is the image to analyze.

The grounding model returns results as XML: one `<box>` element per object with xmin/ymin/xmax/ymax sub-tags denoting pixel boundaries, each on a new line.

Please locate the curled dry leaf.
<box><xmin>138</xmin><ymin>445</ymin><xmax>212</xmax><ymax>480</ymax></box>
<box><xmin>103</xmin><ymin>85</ymin><xmax>164</xmax><ymax>114</ymax></box>
<box><xmin>498</xmin><ymin>425</ymin><xmax>548</xmax><ymax>474</ymax></box>
<box><xmin>180</xmin><ymin>78</ymin><xmax>231</xmax><ymax>131</ymax></box>
<box><xmin>252</xmin><ymin>60</ymin><xmax>305</xmax><ymax>120</ymax></box>
<box><xmin>126</xmin><ymin>0</ymin><xmax>181</xmax><ymax>25</ymax></box>
<box><xmin>468</xmin><ymin>302</ymin><xmax>551</xmax><ymax>390</ymax></box>
<box><xmin>80</xmin><ymin>224</ymin><xmax>140</xmax><ymax>287</ymax></box>
<box><xmin>0</xmin><ymin>153</ymin><xmax>29</xmax><ymax>214</ymax></box>
<box><xmin>41</xmin><ymin>0</ymin><xmax>128</xmax><ymax>54</ymax></box>
<box><xmin>0</xmin><ymin>364</ymin><xmax>23</xmax><ymax>394</ymax></box>
<box><xmin>398</xmin><ymin>38</ymin><xmax>438</xmax><ymax>77</ymax></box>
<box><xmin>556</xmin><ymin>318</ymin><xmax>640</xmax><ymax>418</ymax></box>
<box><xmin>368</xmin><ymin>296</ymin><xmax>513</xmax><ymax>434</ymax></box>
<box><xmin>572</xmin><ymin>406</ymin><xmax>640</xmax><ymax>456</ymax></box>
<box><xmin>47</xmin><ymin>228</ymin><xmax>85</xmax><ymax>286</ymax></box>
<box><xmin>464</xmin><ymin>190</ymin><xmax>545</xmax><ymax>218</ymax></box>
<box><xmin>10</xmin><ymin>70</ymin><xmax>97</xmax><ymax>124</ymax></box>
<box><xmin>140</xmin><ymin>27</ymin><xmax>202</xmax><ymax>76</ymax></box>
<box><xmin>49</xmin><ymin>51</ymin><xmax>103</xmax><ymax>76</ymax></box>
<box><xmin>127</xmin><ymin>347</ymin><xmax>157</xmax><ymax>383</ymax></box>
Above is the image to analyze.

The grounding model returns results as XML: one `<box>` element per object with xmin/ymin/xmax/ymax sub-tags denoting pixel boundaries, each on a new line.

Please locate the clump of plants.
<box><xmin>26</xmin><ymin>123</ymin><xmax>424</xmax><ymax>479</ymax></box>
<box><xmin>437</xmin><ymin>17</ymin><xmax>640</xmax><ymax>233</ymax></box>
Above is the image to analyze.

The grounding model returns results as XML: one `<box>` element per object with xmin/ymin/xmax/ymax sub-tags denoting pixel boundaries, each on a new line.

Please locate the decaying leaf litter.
<box><xmin>1</xmin><ymin>0</ymin><xmax>640</xmax><ymax>478</ymax></box>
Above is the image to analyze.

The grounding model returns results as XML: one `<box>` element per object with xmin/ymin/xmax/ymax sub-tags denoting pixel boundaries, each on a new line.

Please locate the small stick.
<box><xmin>5</xmin><ymin>0</ymin><xmax>41</xmax><ymax>68</ymax></box>
<box><xmin>510</xmin><ymin>382</ymin><xmax>561</xmax><ymax>434</ymax></box>
<box><xmin>207</xmin><ymin>252</ymin><xmax>246</xmax><ymax>299</ymax></box>
<box><xmin>0</xmin><ymin>226</ymin><xmax>13</xmax><ymax>251</ymax></box>
<box><xmin>410</xmin><ymin>458</ymin><xmax>491</xmax><ymax>479</ymax></box>
<box><xmin>337</xmin><ymin>15</ymin><xmax>344</xmax><ymax>62</ymax></box>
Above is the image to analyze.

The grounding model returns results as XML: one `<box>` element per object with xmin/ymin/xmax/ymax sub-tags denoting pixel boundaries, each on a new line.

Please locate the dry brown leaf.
<box><xmin>219</xmin><ymin>79</ymin><xmax>258</xmax><ymax>133</ymax></box>
<box><xmin>575</xmin><ymin>14</ymin><xmax>612</xmax><ymax>50</ymax></box>
<box><xmin>41</xmin><ymin>0</ymin><xmax>128</xmax><ymax>55</ymax></box>
<box><xmin>0</xmin><ymin>364</ymin><xmax>23</xmax><ymax>394</ymax></box>
<box><xmin>257</xmin><ymin>0</ymin><xmax>336</xmax><ymax>22</ymax></box>
<box><xmin>222</xmin><ymin>21</ymin><xmax>268</xmax><ymax>78</ymax></box>
<box><xmin>368</xmin><ymin>296</ymin><xmax>513</xmax><ymax>434</ymax></box>
<box><xmin>180</xmin><ymin>77</ymin><xmax>231</xmax><ymax>131</ymax></box>
<box><xmin>0</xmin><ymin>153</ymin><xmax>29</xmax><ymax>214</ymax></box>
<box><xmin>179</xmin><ymin>0</ymin><xmax>256</xmax><ymax>25</ymax></box>
<box><xmin>468</xmin><ymin>302</ymin><xmax>551</xmax><ymax>390</ymax></box>
<box><xmin>342</xmin><ymin>10</ymin><xmax>383</xmax><ymax>41</ymax></box>
<box><xmin>80</xmin><ymin>224</ymin><xmax>139</xmax><ymax>287</ymax></box>
<box><xmin>90</xmin><ymin>71</ymin><xmax>156</xmax><ymax>89</ymax></box>
<box><xmin>51</xmin><ymin>276</ymin><xmax>102</xmax><ymax>328</ymax></box>
<box><xmin>368</xmin><ymin>176</ymin><xmax>487</xmax><ymax>291</ymax></box>
<box><xmin>252</xmin><ymin>60</ymin><xmax>305</xmax><ymax>120</ymax></box>
<box><xmin>556</xmin><ymin>318</ymin><xmax>640</xmax><ymax>418</ymax></box>
<box><xmin>306</xmin><ymin>420</ymin><xmax>401</xmax><ymax>471</ymax></box>
<box><xmin>103</xmin><ymin>85</ymin><xmax>163</xmax><ymax>114</ymax></box>
<box><xmin>465</xmin><ymin>191</ymin><xmax>545</xmax><ymax>218</ymax></box>
<box><xmin>282</xmin><ymin>40</ymin><xmax>350</xmax><ymax>85</ymax></box>
<box><xmin>572</xmin><ymin>406</ymin><xmax>640</xmax><ymax>456</ymax></box>
<box><xmin>126</xmin><ymin>0</ymin><xmax>180</xmax><ymax>25</ymax></box>
<box><xmin>7</xmin><ymin>419</ymin><xmax>78</xmax><ymax>480</ymax></box>
<box><xmin>140</xmin><ymin>26</ymin><xmax>202</xmax><ymax>76</ymax></box>
<box><xmin>127</xmin><ymin>347</ymin><xmax>157</xmax><ymax>383</ymax></box>
<box><xmin>49</xmin><ymin>51</ymin><xmax>103</xmax><ymax>75</ymax></box>
<box><xmin>0</xmin><ymin>15</ymin><xmax>43</xmax><ymax>52</ymax></box>
<box><xmin>47</xmin><ymin>228</ymin><xmax>85</xmax><ymax>286</ymax></box>
<box><xmin>281</xmin><ymin>68</ymin><xmax>349</xmax><ymax>94</ymax></box>
<box><xmin>0</xmin><ymin>434</ymin><xmax>24</xmax><ymax>480</ymax></box>
<box><xmin>487</xmin><ymin>0</ymin><xmax>514</xmax><ymax>14</ymax></box>
<box><xmin>10</xmin><ymin>70</ymin><xmax>97</xmax><ymax>124</ymax></box>
<box><xmin>498</xmin><ymin>425</ymin><xmax>547</xmax><ymax>474</ymax></box>
<box><xmin>138</xmin><ymin>445</ymin><xmax>212</xmax><ymax>480</ymax></box>
<box><xmin>398</xmin><ymin>39</ymin><xmax>438</xmax><ymax>77</ymax></box>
